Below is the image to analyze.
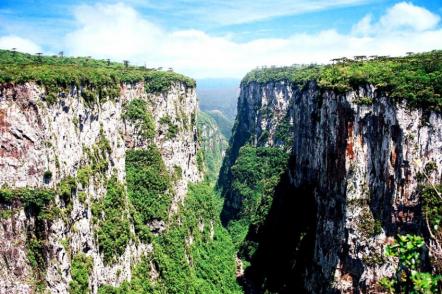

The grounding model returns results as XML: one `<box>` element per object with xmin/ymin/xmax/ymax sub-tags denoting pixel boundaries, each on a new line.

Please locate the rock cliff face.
<box><xmin>0</xmin><ymin>80</ymin><xmax>200</xmax><ymax>293</ymax></box>
<box><xmin>219</xmin><ymin>80</ymin><xmax>442</xmax><ymax>293</ymax></box>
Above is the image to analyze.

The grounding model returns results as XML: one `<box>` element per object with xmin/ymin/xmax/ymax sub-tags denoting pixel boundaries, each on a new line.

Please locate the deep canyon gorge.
<box><xmin>0</xmin><ymin>49</ymin><xmax>441</xmax><ymax>293</ymax></box>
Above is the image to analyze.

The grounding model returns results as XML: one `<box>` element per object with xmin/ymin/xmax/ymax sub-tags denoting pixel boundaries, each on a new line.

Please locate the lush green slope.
<box><xmin>197</xmin><ymin>111</ymin><xmax>229</xmax><ymax>182</ymax></box>
<box><xmin>221</xmin><ymin>146</ymin><xmax>289</xmax><ymax>252</ymax></box>
<box><xmin>99</xmin><ymin>183</ymin><xmax>241</xmax><ymax>294</ymax></box>
<box><xmin>242</xmin><ymin>50</ymin><xmax>442</xmax><ymax>111</ymax></box>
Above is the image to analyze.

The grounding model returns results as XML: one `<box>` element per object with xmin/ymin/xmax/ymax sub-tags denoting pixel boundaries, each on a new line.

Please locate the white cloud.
<box><xmin>62</xmin><ymin>2</ymin><xmax>442</xmax><ymax>78</ymax></box>
<box><xmin>0</xmin><ymin>35</ymin><xmax>42</xmax><ymax>54</ymax></box>
<box><xmin>379</xmin><ymin>2</ymin><xmax>440</xmax><ymax>32</ymax></box>
<box><xmin>353</xmin><ymin>2</ymin><xmax>441</xmax><ymax>35</ymax></box>
<box><xmin>65</xmin><ymin>3</ymin><xmax>163</xmax><ymax>60</ymax></box>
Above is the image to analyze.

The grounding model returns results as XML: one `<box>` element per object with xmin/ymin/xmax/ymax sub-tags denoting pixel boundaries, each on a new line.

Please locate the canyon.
<box><xmin>0</xmin><ymin>49</ymin><xmax>441</xmax><ymax>293</ymax></box>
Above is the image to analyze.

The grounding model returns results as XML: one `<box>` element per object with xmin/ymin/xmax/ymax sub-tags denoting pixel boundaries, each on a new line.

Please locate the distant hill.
<box><xmin>196</xmin><ymin>78</ymin><xmax>240</xmax><ymax>120</ymax></box>
<box><xmin>206</xmin><ymin>110</ymin><xmax>233</xmax><ymax>139</ymax></box>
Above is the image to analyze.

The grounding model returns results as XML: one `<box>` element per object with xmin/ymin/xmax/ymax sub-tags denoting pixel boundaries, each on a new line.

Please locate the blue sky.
<box><xmin>0</xmin><ymin>1</ymin><xmax>441</xmax><ymax>78</ymax></box>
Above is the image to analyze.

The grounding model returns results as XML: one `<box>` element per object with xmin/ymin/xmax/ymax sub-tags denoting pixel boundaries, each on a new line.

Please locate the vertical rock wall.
<box><xmin>0</xmin><ymin>81</ymin><xmax>201</xmax><ymax>293</ymax></box>
<box><xmin>220</xmin><ymin>80</ymin><xmax>442</xmax><ymax>292</ymax></box>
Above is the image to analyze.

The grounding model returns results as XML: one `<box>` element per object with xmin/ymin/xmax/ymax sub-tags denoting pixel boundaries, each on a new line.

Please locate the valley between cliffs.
<box><xmin>0</xmin><ymin>49</ymin><xmax>441</xmax><ymax>294</ymax></box>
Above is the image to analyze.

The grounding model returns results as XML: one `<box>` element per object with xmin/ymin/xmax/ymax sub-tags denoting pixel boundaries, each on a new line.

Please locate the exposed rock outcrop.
<box><xmin>0</xmin><ymin>80</ymin><xmax>201</xmax><ymax>293</ymax></box>
<box><xmin>219</xmin><ymin>80</ymin><xmax>442</xmax><ymax>293</ymax></box>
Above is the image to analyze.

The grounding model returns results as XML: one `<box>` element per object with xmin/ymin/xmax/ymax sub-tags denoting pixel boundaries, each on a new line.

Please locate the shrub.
<box><xmin>126</xmin><ymin>146</ymin><xmax>172</xmax><ymax>224</ymax></box>
<box><xmin>160</xmin><ymin>115</ymin><xmax>179</xmax><ymax>139</ymax></box>
<box><xmin>381</xmin><ymin>234</ymin><xmax>442</xmax><ymax>293</ymax></box>
<box><xmin>70</xmin><ymin>253</ymin><xmax>93</xmax><ymax>294</ymax></box>
<box><xmin>122</xmin><ymin>99</ymin><xmax>155</xmax><ymax>140</ymax></box>
<box><xmin>93</xmin><ymin>177</ymin><xmax>131</xmax><ymax>264</ymax></box>
<box><xmin>77</xmin><ymin>166</ymin><xmax>92</xmax><ymax>187</ymax></box>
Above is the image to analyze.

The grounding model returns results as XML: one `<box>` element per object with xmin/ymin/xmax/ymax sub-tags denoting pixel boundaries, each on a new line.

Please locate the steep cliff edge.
<box><xmin>0</xmin><ymin>50</ymin><xmax>221</xmax><ymax>293</ymax></box>
<box><xmin>219</xmin><ymin>51</ymin><xmax>442</xmax><ymax>293</ymax></box>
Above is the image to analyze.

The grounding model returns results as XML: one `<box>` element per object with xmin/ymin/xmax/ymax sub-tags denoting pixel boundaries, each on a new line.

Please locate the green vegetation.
<box><xmin>151</xmin><ymin>183</ymin><xmax>240</xmax><ymax>293</ymax></box>
<box><xmin>160</xmin><ymin>115</ymin><xmax>179</xmax><ymax>139</ymax></box>
<box><xmin>0</xmin><ymin>186</ymin><xmax>64</xmax><ymax>292</ymax></box>
<box><xmin>144</xmin><ymin>70</ymin><xmax>195</xmax><ymax>93</ymax></box>
<box><xmin>226</xmin><ymin>146</ymin><xmax>288</xmax><ymax>257</ymax></box>
<box><xmin>173</xmin><ymin>165</ymin><xmax>183</xmax><ymax>182</ymax></box>
<box><xmin>122</xmin><ymin>99</ymin><xmax>156</xmax><ymax>140</ymax></box>
<box><xmin>197</xmin><ymin>111</ymin><xmax>229</xmax><ymax>182</ymax></box>
<box><xmin>77</xmin><ymin>166</ymin><xmax>92</xmax><ymax>187</ymax></box>
<box><xmin>27</xmin><ymin>236</ymin><xmax>47</xmax><ymax>292</ymax></box>
<box><xmin>381</xmin><ymin>234</ymin><xmax>441</xmax><ymax>293</ymax></box>
<box><xmin>242</xmin><ymin>64</ymin><xmax>320</xmax><ymax>86</ymax></box>
<box><xmin>58</xmin><ymin>176</ymin><xmax>77</xmax><ymax>198</ymax></box>
<box><xmin>0</xmin><ymin>50</ymin><xmax>195</xmax><ymax>106</ymax></box>
<box><xmin>83</xmin><ymin>126</ymin><xmax>112</xmax><ymax>176</ymax></box>
<box><xmin>196</xmin><ymin>149</ymin><xmax>205</xmax><ymax>173</ymax></box>
<box><xmin>230</xmin><ymin>146</ymin><xmax>288</xmax><ymax>223</ymax></box>
<box><xmin>126</xmin><ymin>146</ymin><xmax>173</xmax><ymax>224</ymax></box>
<box><xmin>421</xmin><ymin>184</ymin><xmax>442</xmax><ymax>234</ymax></box>
<box><xmin>92</xmin><ymin>177</ymin><xmax>131</xmax><ymax>265</ymax></box>
<box><xmin>357</xmin><ymin>208</ymin><xmax>383</xmax><ymax>238</ymax></box>
<box><xmin>98</xmin><ymin>183</ymin><xmax>240</xmax><ymax>294</ymax></box>
<box><xmin>43</xmin><ymin>170</ymin><xmax>52</xmax><ymax>181</ymax></box>
<box><xmin>0</xmin><ymin>187</ymin><xmax>55</xmax><ymax>211</ymax></box>
<box><xmin>98</xmin><ymin>256</ymin><xmax>155</xmax><ymax>293</ymax></box>
<box><xmin>0</xmin><ymin>187</ymin><xmax>58</xmax><ymax>292</ymax></box>
<box><xmin>242</xmin><ymin>51</ymin><xmax>442</xmax><ymax>111</ymax></box>
<box><xmin>353</xmin><ymin>96</ymin><xmax>374</xmax><ymax>105</ymax></box>
<box><xmin>274</xmin><ymin>116</ymin><xmax>293</xmax><ymax>148</ymax></box>
<box><xmin>69</xmin><ymin>253</ymin><xmax>93</xmax><ymax>294</ymax></box>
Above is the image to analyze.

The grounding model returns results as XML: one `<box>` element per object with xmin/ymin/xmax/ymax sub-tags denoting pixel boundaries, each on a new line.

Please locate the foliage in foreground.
<box><xmin>380</xmin><ymin>234</ymin><xmax>441</xmax><ymax>293</ymax></box>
